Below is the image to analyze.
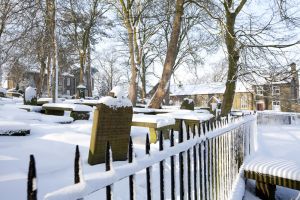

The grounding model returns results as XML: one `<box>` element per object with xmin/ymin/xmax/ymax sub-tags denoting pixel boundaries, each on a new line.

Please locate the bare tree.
<box><xmin>60</xmin><ymin>0</ymin><xmax>109</xmax><ymax>97</ymax></box>
<box><xmin>93</xmin><ymin>50</ymin><xmax>127</xmax><ymax>96</ymax></box>
<box><xmin>148</xmin><ymin>0</ymin><xmax>185</xmax><ymax>108</ymax></box>
<box><xmin>191</xmin><ymin>0</ymin><xmax>300</xmax><ymax>116</ymax></box>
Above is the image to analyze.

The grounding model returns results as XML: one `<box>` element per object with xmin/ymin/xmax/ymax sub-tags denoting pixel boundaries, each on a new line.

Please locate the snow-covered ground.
<box><xmin>0</xmin><ymin>98</ymin><xmax>214</xmax><ymax>199</ymax></box>
<box><xmin>1</xmin><ymin>98</ymin><xmax>300</xmax><ymax>200</ymax></box>
<box><xmin>244</xmin><ymin>122</ymin><xmax>300</xmax><ymax>200</ymax></box>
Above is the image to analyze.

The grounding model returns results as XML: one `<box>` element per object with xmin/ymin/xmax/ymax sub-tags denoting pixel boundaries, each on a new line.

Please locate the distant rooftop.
<box><xmin>170</xmin><ymin>82</ymin><xmax>252</xmax><ymax>96</ymax></box>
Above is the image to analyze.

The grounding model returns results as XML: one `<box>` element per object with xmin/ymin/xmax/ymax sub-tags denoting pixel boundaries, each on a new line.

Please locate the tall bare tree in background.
<box><xmin>115</xmin><ymin>0</ymin><xmax>146</xmax><ymax>106</ymax></box>
<box><xmin>0</xmin><ymin>0</ymin><xmax>38</xmax><ymax>84</ymax></box>
<box><xmin>45</xmin><ymin>0</ymin><xmax>59</xmax><ymax>102</ymax></box>
<box><xmin>148</xmin><ymin>0</ymin><xmax>185</xmax><ymax>108</ymax></box>
<box><xmin>60</xmin><ymin>0</ymin><xmax>109</xmax><ymax>97</ymax></box>
<box><xmin>94</xmin><ymin>49</ymin><xmax>126</xmax><ymax>96</ymax></box>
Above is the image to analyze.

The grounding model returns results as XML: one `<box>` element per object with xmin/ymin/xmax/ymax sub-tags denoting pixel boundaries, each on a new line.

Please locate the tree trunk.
<box><xmin>47</xmin><ymin>54</ymin><xmax>51</xmax><ymax>97</ymax></box>
<box><xmin>79</xmin><ymin>51</ymin><xmax>85</xmax><ymax>86</ymax></box>
<box><xmin>86</xmin><ymin>41</ymin><xmax>92</xmax><ymax>97</ymax></box>
<box><xmin>127</xmin><ymin>24</ymin><xmax>137</xmax><ymax>106</ymax></box>
<box><xmin>148</xmin><ymin>0</ymin><xmax>184</xmax><ymax>108</ymax></box>
<box><xmin>164</xmin><ymin>81</ymin><xmax>170</xmax><ymax>105</ymax></box>
<box><xmin>140</xmin><ymin>57</ymin><xmax>147</xmax><ymax>103</ymax></box>
<box><xmin>220</xmin><ymin>10</ymin><xmax>240</xmax><ymax>116</ymax></box>
<box><xmin>37</xmin><ymin>59</ymin><xmax>46</xmax><ymax>97</ymax></box>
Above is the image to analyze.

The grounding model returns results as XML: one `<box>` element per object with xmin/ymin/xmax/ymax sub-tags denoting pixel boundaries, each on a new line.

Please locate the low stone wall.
<box><xmin>257</xmin><ymin>111</ymin><xmax>300</xmax><ymax>125</ymax></box>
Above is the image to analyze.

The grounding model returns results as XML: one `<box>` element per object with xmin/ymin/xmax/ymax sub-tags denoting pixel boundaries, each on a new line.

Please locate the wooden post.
<box><xmin>256</xmin><ymin>181</ymin><xmax>276</xmax><ymax>200</ymax></box>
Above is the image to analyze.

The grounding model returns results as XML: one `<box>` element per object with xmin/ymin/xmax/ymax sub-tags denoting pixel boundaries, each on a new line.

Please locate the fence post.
<box><xmin>74</xmin><ymin>145</ymin><xmax>81</xmax><ymax>184</ymax></box>
<box><xmin>27</xmin><ymin>155</ymin><xmax>37</xmax><ymax>200</ymax></box>
<box><xmin>159</xmin><ymin>131</ymin><xmax>165</xmax><ymax>200</ymax></box>
<box><xmin>179</xmin><ymin>120</ymin><xmax>184</xmax><ymax>200</ymax></box>
<box><xmin>170</xmin><ymin>130</ymin><xmax>176</xmax><ymax>200</ymax></box>
<box><xmin>106</xmin><ymin>142</ymin><xmax>112</xmax><ymax>200</ymax></box>
<box><xmin>128</xmin><ymin>137</ymin><xmax>135</xmax><ymax>200</ymax></box>
<box><xmin>146</xmin><ymin>134</ymin><xmax>152</xmax><ymax>200</ymax></box>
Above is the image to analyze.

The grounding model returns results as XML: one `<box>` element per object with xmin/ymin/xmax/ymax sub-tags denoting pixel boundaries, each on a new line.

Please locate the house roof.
<box><xmin>170</xmin><ymin>82</ymin><xmax>252</xmax><ymax>96</ymax></box>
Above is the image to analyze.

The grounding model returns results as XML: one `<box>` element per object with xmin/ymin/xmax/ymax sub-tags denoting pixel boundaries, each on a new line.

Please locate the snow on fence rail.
<box><xmin>26</xmin><ymin>114</ymin><xmax>257</xmax><ymax>200</ymax></box>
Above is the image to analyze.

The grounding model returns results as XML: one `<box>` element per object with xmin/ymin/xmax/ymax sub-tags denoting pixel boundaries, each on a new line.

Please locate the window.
<box><xmin>66</xmin><ymin>90</ymin><xmax>70</xmax><ymax>95</ymax></box>
<box><xmin>272</xmin><ymin>86</ymin><xmax>280</xmax><ymax>95</ymax></box>
<box><xmin>272</xmin><ymin>100</ymin><xmax>280</xmax><ymax>111</ymax></box>
<box><xmin>256</xmin><ymin>86</ymin><xmax>263</xmax><ymax>96</ymax></box>
<box><xmin>241</xmin><ymin>96</ymin><xmax>248</xmax><ymax>109</ymax></box>
<box><xmin>58</xmin><ymin>78</ymin><xmax>63</xmax><ymax>86</ymax></box>
<box><xmin>67</xmin><ymin>78</ymin><xmax>71</xmax><ymax>86</ymax></box>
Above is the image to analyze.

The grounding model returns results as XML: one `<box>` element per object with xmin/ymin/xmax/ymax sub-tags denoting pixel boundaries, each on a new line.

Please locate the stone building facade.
<box><xmin>253</xmin><ymin>63</ymin><xmax>300</xmax><ymax>112</ymax></box>
<box><xmin>170</xmin><ymin>82</ymin><xmax>254</xmax><ymax>111</ymax></box>
<box><xmin>6</xmin><ymin>70</ymin><xmax>77</xmax><ymax>97</ymax></box>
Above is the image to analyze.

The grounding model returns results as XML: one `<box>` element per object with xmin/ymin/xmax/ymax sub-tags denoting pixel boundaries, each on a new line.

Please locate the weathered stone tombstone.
<box><xmin>180</xmin><ymin>98</ymin><xmax>194</xmax><ymax>110</ymax></box>
<box><xmin>0</xmin><ymin>87</ymin><xmax>6</xmax><ymax>97</ymax></box>
<box><xmin>77</xmin><ymin>85</ymin><xmax>86</xmax><ymax>99</ymax></box>
<box><xmin>24</xmin><ymin>87</ymin><xmax>37</xmax><ymax>105</ymax></box>
<box><xmin>88</xmin><ymin>86</ymin><xmax>133</xmax><ymax>165</ymax></box>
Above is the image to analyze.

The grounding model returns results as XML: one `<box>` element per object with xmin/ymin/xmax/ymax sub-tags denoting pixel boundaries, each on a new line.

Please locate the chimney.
<box><xmin>290</xmin><ymin>63</ymin><xmax>299</xmax><ymax>100</ymax></box>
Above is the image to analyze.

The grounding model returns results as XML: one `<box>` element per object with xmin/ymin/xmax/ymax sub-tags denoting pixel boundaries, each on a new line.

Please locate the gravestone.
<box><xmin>0</xmin><ymin>87</ymin><xmax>6</xmax><ymax>97</ymax></box>
<box><xmin>180</xmin><ymin>98</ymin><xmax>194</xmax><ymax>110</ymax></box>
<box><xmin>24</xmin><ymin>87</ymin><xmax>37</xmax><ymax>105</ymax></box>
<box><xmin>88</xmin><ymin>87</ymin><xmax>133</xmax><ymax>165</ymax></box>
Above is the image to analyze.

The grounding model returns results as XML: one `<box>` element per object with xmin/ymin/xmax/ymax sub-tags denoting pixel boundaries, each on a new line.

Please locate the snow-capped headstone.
<box><xmin>180</xmin><ymin>98</ymin><xmax>194</xmax><ymax>110</ymax></box>
<box><xmin>0</xmin><ymin>87</ymin><xmax>6</xmax><ymax>97</ymax></box>
<box><xmin>110</xmin><ymin>85</ymin><xmax>125</xmax><ymax>99</ymax></box>
<box><xmin>77</xmin><ymin>84</ymin><xmax>86</xmax><ymax>99</ymax></box>
<box><xmin>88</xmin><ymin>87</ymin><xmax>133</xmax><ymax>165</ymax></box>
<box><xmin>24</xmin><ymin>87</ymin><xmax>37</xmax><ymax>105</ymax></box>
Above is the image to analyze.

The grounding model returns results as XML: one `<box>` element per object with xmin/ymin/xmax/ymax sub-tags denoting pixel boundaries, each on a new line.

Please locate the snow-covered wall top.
<box><xmin>42</xmin><ymin>103</ymin><xmax>92</xmax><ymax>112</ymax></box>
<box><xmin>170</xmin><ymin>82</ymin><xmax>252</xmax><ymax>96</ymax></box>
<box><xmin>24</xmin><ymin>87</ymin><xmax>36</xmax><ymax>101</ymax></box>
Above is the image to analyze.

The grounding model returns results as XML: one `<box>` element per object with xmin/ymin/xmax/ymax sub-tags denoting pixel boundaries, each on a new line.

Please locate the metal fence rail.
<box><xmin>26</xmin><ymin>114</ymin><xmax>256</xmax><ymax>200</ymax></box>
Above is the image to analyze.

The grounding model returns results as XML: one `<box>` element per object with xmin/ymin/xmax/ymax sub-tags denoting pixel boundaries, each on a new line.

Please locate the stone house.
<box><xmin>253</xmin><ymin>63</ymin><xmax>300</xmax><ymax>112</ymax></box>
<box><xmin>170</xmin><ymin>82</ymin><xmax>254</xmax><ymax>110</ymax></box>
<box><xmin>6</xmin><ymin>70</ymin><xmax>77</xmax><ymax>97</ymax></box>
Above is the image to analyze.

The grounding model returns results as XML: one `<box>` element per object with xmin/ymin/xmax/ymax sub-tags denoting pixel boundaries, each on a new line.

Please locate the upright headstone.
<box><xmin>180</xmin><ymin>98</ymin><xmax>194</xmax><ymax>110</ymax></box>
<box><xmin>0</xmin><ymin>87</ymin><xmax>6</xmax><ymax>97</ymax></box>
<box><xmin>24</xmin><ymin>87</ymin><xmax>37</xmax><ymax>105</ymax></box>
<box><xmin>88</xmin><ymin>86</ymin><xmax>133</xmax><ymax>165</ymax></box>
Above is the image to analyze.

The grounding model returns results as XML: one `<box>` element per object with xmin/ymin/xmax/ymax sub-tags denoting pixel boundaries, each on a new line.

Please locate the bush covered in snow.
<box><xmin>24</xmin><ymin>87</ymin><xmax>37</xmax><ymax>105</ymax></box>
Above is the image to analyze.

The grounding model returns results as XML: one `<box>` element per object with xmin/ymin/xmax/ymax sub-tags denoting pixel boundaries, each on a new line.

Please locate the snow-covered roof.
<box><xmin>170</xmin><ymin>82</ymin><xmax>252</xmax><ymax>96</ymax></box>
<box><xmin>61</xmin><ymin>72</ymin><xmax>74</xmax><ymax>77</ymax></box>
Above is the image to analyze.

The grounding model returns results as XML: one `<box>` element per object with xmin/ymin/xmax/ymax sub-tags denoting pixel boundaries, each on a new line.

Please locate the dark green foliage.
<box><xmin>180</xmin><ymin>99</ymin><xmax>194</xmax><ymax>110</ymax></box>
<box><xmin>70</xmin><ymin>111</ymin><xmax>90</xmax><ymax>120</ymax></box>
<box><xmin>24</xmin><ymin>97</ymin><xmax>37</xmax><ymax>106</ymax></box>
<box><xmin>0</xmin><ymin>130</ymin><xmax>30</xmax><ymax>136</ymax></box>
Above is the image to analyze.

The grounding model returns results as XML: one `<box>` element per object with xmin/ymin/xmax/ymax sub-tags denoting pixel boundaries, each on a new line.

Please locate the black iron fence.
<box><xmin>27</xmin><ymin>114</ymin><xmax>256</xmax><ymax>200</ymax></box>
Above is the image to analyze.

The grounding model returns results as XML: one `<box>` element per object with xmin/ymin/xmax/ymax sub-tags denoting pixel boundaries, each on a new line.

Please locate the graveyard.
<box><xmin>0</xmin><ymin>87</ymin><xmax>299</xmax><ymax>200</ymax></box>
<box><xmin>0</xmin><ymin>0</ymin><xmax>300</xmax><ymax>199</ymax></box>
